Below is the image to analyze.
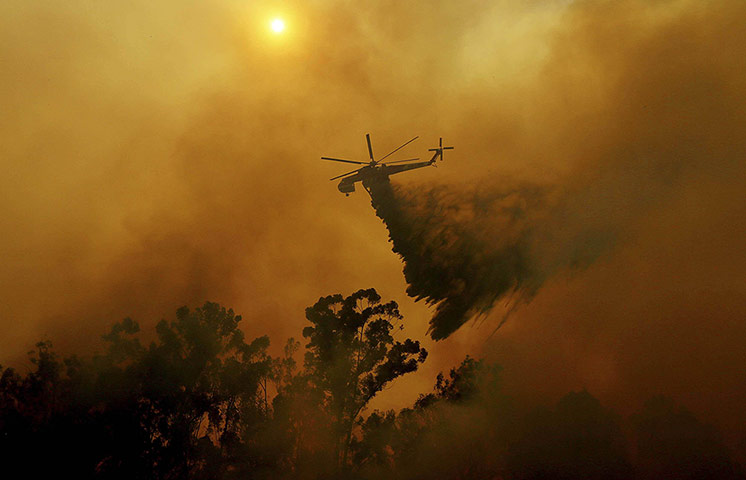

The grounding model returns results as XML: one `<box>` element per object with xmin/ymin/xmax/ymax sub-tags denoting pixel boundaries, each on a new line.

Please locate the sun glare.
<box><xmin>270</xmin><ymin>18</ymin><xmax>285</xmax><ymax>34</ymax></box>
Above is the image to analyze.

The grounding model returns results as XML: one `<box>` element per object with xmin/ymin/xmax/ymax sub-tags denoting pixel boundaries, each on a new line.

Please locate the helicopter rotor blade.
<box><xmin>378</xmin><ymin>136</ymin><xmax>419</xmax><ymax>162</ymax></box>
<box><xmin>427</xmin><ymin>137</ymin><xmax>454</xmax><ymax>160</ymax></box>
<box><xmin>381</xmin><ymin>157</ymin><xmax>420</xmax><ymax>165</ymax></box>
<box><xmin>321</xmin><ymin>157</ymin><xmax>367</xmax><ymax>165</ymax></box>
<box><xmin>366</xmin><ymin>133</ymin><xmax>375</xmax><ymax>162</ymax></box>
<box><xmin>329</xmin><ymin>168</ymin><xmax>362</xmax><ymax>181</ymax></box>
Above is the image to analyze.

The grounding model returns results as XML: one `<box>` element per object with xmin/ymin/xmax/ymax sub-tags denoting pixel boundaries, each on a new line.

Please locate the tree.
<box><xmin>0</xmin><ymin>303</ymin><xmax>275</xmax><ymax>479</ymax></box>
<box><xmin>0</xmin><ymin>341</ymin><xmax>105</xmax><ymax>477</ymax></box>
<box><xmin>633</xmin><ymin>396</ymin><xmax>745</xmax><ymax>480</ymax></box>
<box><xmin>129</xmin><ymin>302</ymin><xmax>273</xmax><ymax>478</ymax></box>
<box><xmin>302</xmin><ymin>288</ymin><xmax>428</xmax><ymax>471</ymax></box>
<box><xmin>351</xmin><ymin>356</ymin><xmax>508</xmax><ymax>480</ymax></box>
<box><xmin>414</xmin><ymin>355</ymin><xmax>499</xmax><ymax>408</ymax></box>
<box><xmin>506</xmin><ymin>390</ymin><xmax>631</xmax><ymax>480</ymax></box>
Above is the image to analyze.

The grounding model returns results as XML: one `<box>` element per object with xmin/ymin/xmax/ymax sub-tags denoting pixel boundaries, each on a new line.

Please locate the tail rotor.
<box><xmin>428</xmin><ymin>137</ymin><xmax>454</xmax><ymax>163</ymax></box>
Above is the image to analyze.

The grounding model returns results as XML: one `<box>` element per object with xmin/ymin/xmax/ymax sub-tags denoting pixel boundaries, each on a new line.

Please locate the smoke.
<box><xmin>0</xmin><ymin>0</ymin><xmax>430</xmax><ymax>360</ymax></box>
<box><xmin>366</xmin><ymin>0</ymin><xmax>746</xmax><ymax>342</ymax></box>
<box><xmin>2</xmin><ymin>0</ymin><xmax>746</xmax><ymax>443</ymax></box>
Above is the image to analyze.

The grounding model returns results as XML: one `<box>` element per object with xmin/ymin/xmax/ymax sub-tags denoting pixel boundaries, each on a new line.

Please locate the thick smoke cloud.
<box><xmin>1</xmin><ymin>0</ymin><xmax>746</xmax><ymax>446</ymax></box>
<box><xmin>365</xmin><ymin>0</ymin><xmax>746</xmax><ymax>344</ymax></box>
<box><xmin>0</xmin><ymin>0</ymin><xmax>428</xmax><ymax>359</ymax></box>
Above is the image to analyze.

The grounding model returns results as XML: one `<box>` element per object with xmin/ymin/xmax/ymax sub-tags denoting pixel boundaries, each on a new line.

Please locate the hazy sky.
<box><xmin>2</xmin><ymin>0</ymin><xmax>745</xmax><ymax>441</ymax></box>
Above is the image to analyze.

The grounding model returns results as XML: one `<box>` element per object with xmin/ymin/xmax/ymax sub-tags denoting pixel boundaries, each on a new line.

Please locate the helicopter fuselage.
<box><xmin>337</xmin><ymin>160</ymin><xmax>435</xmax><ymax>195</ymax></box>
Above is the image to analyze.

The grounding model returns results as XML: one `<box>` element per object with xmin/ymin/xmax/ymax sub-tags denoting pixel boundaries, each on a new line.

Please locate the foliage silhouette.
<box><xmin>351</xmin><ymin>356</ymin><xmax>509</xmax><ymax>480</ymax></box>
<box><xmin>302</xmin><ymin>288</ymin><xmax>428</xmax><ymax>471</ymax></box>
<box><xmin>633</xmin><ymin>395</ymin><xmax>745</xmax><ymax>480</ymax></box>
<box><xmin>2</xmin><ymin>301</ymin><xmax>745</xmax><ymax>480</ymax></box>
<box><xmin>0</xmin><ymin>303</ymin><xmax>274</xmax><ymax>479</ymax></box>
<box><xmin>506</xmin><ymin>390</ymin><xmax>632</xmax><ymax>480</ymax></box>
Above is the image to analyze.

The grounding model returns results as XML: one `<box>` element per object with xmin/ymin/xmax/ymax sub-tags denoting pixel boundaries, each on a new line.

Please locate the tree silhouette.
<box><xmin>302</xmin><ymin>288</ymin><xmax>428</xmax><ymax>471</ymax></box>
<box><xmin>351</xmin><ymin>356</ymin><xmax>508</xmax><ymax>479</ymax></box>
<box><xmin>633</xmin><ymin>396</ymin><xmax>745</xmax><ymax>480</ymax></box>
<box><xmin>414</xmin><ymin>355</ymin><xmax>499</xmax><ymax>409</ymax></box>
<box><xmin>0</xmin><ymin>303</ymin><xmax>275</xmax><ymax>479</ymax></box>
<box><xmin>6</xmin><ymin>298</ymin><xmax>743</xmax><ymax>479</ymax></box>
<box><xmin>506</xmin><ymin>390</ymin><xmax>631</xmax><ymax>480</ymax></box>
<box><xmin>0</xmin><ymin>341</ymin><xmax>105</xmax><ymax>477</ymax></box>
<box><xmin>125</xmin><ymin>302</ymin><xmax>273</xmax><ymax>478</ymax></box>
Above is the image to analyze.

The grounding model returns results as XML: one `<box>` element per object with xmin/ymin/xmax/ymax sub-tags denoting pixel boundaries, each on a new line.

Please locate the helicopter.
<box><xmin>322</xmin><ymin>134</ymin><xmax>453</xmax><ymax>196</ymax></box>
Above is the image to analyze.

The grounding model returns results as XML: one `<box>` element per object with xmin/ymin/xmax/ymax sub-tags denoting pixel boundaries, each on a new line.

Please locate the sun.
<box><xmin>270</xmin><ymin>18</ymin><xmax>286</xmax><ymax>34</ymax></box>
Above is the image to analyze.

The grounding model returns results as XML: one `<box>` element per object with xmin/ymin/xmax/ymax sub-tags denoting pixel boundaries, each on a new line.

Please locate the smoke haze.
<box><xmin>2</xmin><ymin>0</ymin><xmax>745</xmax><ymax>443</ymax></box>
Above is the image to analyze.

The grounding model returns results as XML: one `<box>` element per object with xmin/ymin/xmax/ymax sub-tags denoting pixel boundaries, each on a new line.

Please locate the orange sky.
<box><xmin>1</xmin><ymin>0</ymin><xmax>745</xmax><ymax>442</ymax></box>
